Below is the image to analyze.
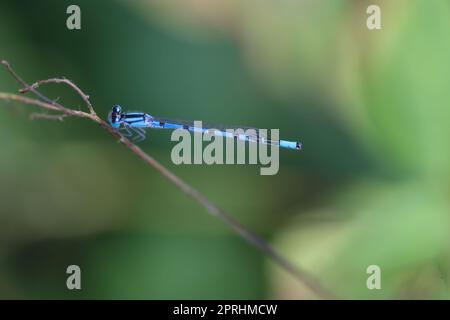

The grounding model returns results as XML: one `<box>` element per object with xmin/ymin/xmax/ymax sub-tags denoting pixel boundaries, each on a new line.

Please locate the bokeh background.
<box><xmin>1</xmin><ymin>0</ymin><xmax>450</xmax><ymax>299</ymax></box>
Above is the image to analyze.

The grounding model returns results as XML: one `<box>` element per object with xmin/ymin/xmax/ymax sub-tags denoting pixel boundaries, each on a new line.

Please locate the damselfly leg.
<box><xmin>118</xmin><ymin>123</ymin><xmax>146</xmax><ymax>142</ymax></box>
<box><xmin>131</xmin><ymin>126</ymin><xmax>146</xmax><ymax>143</ymax></box>
<box><xmin>119</xmin><ymin>125</ymin><xmax>133</xmax><ymax>138</ymax></box>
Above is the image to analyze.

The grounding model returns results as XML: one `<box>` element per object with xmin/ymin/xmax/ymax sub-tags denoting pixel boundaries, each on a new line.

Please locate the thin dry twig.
<box><xmin>0</xmin><ymin>60</ymin><xmax>336</xmax><ymax>299</ymax></box>
<box><xmin>20</xmin><ymin>77</ymin><xmax>96</xmax><ymax>115</ymax></box>
<box><xmin>2</xmin><ymin>60</ymin><xmax>65</xmax><ymax>109</ymax></box>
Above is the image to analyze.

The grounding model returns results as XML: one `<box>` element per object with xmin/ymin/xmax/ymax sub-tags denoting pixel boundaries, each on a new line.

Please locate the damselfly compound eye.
<box><xmin>112</xmin><ymin>105</ymin><xmax>122</xmax><ymax>114</ymax></box>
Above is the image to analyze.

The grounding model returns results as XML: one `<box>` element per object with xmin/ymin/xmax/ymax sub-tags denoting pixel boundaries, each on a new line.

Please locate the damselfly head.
<box><xmin>109</xmin><ymin>105</ymin><xmax>123</xmax><ymax>128</ymax></box>
<box><xmin>112</xmin><ymin>105</ymin><xmax>122</xmax><ymax>114</ymax></box>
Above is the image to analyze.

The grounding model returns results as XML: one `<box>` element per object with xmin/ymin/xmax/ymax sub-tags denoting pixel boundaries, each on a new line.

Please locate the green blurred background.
<box><xmin>1</xmin><ymin>0</ymin><xmax>450</xmax><ymax>299</ymax></box>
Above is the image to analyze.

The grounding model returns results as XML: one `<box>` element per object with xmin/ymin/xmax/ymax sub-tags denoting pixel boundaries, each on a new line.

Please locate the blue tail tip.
<box><xmin>296</xmin><ymin>142</ymin><xmax>302</xmax><ymax>150</ymax></box>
